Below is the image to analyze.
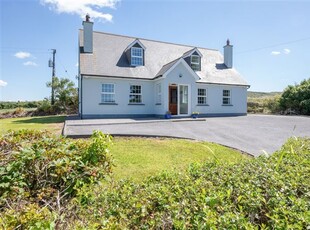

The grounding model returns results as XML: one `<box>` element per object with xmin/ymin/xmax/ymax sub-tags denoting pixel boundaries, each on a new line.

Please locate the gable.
<box><xmin>163</xmin><ymin>59</ymin><xmax>200</xmax><ymax>82</ymax></box>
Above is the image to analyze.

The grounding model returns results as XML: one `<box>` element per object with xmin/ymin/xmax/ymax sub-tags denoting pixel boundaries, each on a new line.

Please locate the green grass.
<box><xmin>110</xmin><ymin>137</ymin><xmax>249</xmax><ymax>181</ymax></box>
<box><xmin>0</xmin><ymin>115</ymin><xmax>65</xmax><ymax>134</ymax></box>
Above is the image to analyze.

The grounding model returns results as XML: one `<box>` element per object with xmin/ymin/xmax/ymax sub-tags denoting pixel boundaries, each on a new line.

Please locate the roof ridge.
<box><xmin>79</xmin><ymin>29</ymin><xmax>219</xmax><ymax>52</ymax></box>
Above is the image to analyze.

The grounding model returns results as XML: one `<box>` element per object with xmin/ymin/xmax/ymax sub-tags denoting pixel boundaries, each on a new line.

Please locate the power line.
<box><xmin>236</xmin><ymin>37</ymin><xmax>310</xmax><ymax>54</ymax></box>
<box><xmin>56</xmin><ymin>53</ymin><xmax>74</xmax><ymax>79</ymax></box>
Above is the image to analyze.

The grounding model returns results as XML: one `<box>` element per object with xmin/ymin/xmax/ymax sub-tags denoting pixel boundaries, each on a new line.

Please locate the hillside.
<box><xmin>247</xmin><ymin>91</ymin><xmax>282</xmax><ymax>98</ymax></box>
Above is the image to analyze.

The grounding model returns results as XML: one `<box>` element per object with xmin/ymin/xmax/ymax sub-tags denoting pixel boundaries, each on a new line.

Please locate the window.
<box><xmin>191</xmin><ymin>55</ymin><xmax>200</xmax><ymax>71</ymax></box>
<box><xmin>222</xmin><ymin>89</ymin><xmax>231</xmax><ymax>105</ymax></box>
<box><xmin>131</xmin><ymin>47</ymin><xmax>143</xmax><ymax>66</ymax></box>
<box><xmin>156</xmin><ymin>83</ymin><xmax>161</xmax><ymax>104</ymax></box>
<box><xmin>198</xmin><ymin>88</ymin><xmax>207</xmax><ymax>104</ymax></box>
<box><xmin>129</xmin><ymin>85</ymin><xmax>142</xmax><ymax>103</ymax></box>
<box><xmin>101</xmin><ymin>83</ymin><xmax>115</xmax><ymax>103</ymax></box>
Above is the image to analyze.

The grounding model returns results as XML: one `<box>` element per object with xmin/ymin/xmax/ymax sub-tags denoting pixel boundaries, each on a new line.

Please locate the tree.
<box><xmin>46</xmin><ymin>77</ymin><xmax>78</xmax><ymax>113</ymax></box>
<box><xmin>279</xmin><ymin>78</ymin><xmax>310</xmax><ymax>115</ymax></box>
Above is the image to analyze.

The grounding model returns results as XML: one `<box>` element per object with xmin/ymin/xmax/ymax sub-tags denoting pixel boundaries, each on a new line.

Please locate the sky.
<box><xmin>1</xmin><ymin>0</ymin><xmax>310</xmax><ymax>101</ymax></box>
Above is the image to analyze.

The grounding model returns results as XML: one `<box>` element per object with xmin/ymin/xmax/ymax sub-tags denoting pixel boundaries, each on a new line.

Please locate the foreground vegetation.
<box><xmin>1</xmin><ymin>130</ymin><xmax>309</xmax><ymax>229</ymax></box>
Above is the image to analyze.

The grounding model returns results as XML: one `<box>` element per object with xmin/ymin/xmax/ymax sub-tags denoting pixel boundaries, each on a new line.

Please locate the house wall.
<box><xmin>193</xmin><ymin>84</ymin><xmax>247</xmax><ymax>116</ymax></box>
<box><xmin>81</xmin><ymin>76</ymin><xmax>155</xmax><ymax>118</ymax></box>
<box><xmin>161</xmin><ymin>62</ymin><xmax>247</xmax><ymax>116</ymax></box>
<box><xmin>80</xmin><ymin>72</ymin><xmax>247</xmax><ymax>118</ymax></box>
<box><xmin>153</xmin><ymin>79</ymin><xmax>166</xmax><ymax>115</ymax></box>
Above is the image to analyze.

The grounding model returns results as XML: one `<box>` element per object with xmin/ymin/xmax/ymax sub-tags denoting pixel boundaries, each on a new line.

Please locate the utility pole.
<box><xmin>49</xmin><ymin>49</ymin><xmax>56</xmax><ymax>105</ymax></box>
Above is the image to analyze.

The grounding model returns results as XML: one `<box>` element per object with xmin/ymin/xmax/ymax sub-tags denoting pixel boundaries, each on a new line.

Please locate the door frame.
<box><xmin>168</xmin><ymin>84</ymin><xmax>191</xmax><ymax>116</ymax></box>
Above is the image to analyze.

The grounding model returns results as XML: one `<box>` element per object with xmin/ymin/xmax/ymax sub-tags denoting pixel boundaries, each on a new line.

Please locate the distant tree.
<box><xmin>279</xmin><ymin>78</ymin><xmax>310</xmax><ymax>115</ymax></box>
<box><xmin>46</xmin><ymin>77</ymin><xmax>78</xmax><ymax>113</ymax></box>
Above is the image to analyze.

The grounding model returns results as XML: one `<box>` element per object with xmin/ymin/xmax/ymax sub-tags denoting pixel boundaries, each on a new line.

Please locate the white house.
<box><xmin>78</xmin><ymin>16</ymin><xmax>250</xmax><ymax>119</ymax></box>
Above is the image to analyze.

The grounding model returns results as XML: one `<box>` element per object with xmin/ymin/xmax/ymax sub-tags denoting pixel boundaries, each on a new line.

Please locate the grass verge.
<box><xmin>110</xmin><ymin>137</ymin><xmax>249</xmax><ymax>181</ymax></box>
<box><xmin>0</xmin><ymin>115</ymin><xmax>65</xmax><ymax>135</ymax></box>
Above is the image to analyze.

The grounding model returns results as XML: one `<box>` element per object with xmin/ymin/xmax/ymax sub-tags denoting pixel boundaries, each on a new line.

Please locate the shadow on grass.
<box><xmin>12</xmin><ymin>116</ymin><xmax>66</xmax><ymax>124</ymax></box>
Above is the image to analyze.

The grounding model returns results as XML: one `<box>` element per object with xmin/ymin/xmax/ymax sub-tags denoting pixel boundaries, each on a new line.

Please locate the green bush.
<box><xmin>0</xmin><ymin>101</ymin><xmax>41</xmax><ymax>110</ymax></box>
<box><xmin>71</xmin><ymin>137</ymin><xmax>310</xmax><ymax>229</ymax></box>
<box><xmin>0</xmin><ymin>130</ymin><xmax>113</xmax><ymax>229</ymax></box>
<box><xmin>279</xmin><ymin>78</ymin><xmax>310</xmax><ymax>115</ymax></box>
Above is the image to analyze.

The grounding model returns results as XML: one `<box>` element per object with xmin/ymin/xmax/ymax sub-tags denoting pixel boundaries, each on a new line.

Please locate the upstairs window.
<box><xmin>222</xmin><ymin>89</ymin><xmax>231</xmax><ymax>105</ymax></box>
<box><xmin>131</xmin><ymin>47</ymin><xmax>143</xmax><ymax>66</ymax></box>
<box><xmin>129</xmin><ymin>85</ymin><xmax>142</xmax><ymax>103</ymax></box>
<box><xmin>101</xmin><ymin>83</ymin><xmax>115</xmax><ymax>103</ymax></box>
<box><xmin>198</xmin><ymin>88</ymin><xmax>207</xmax><ymax>105</ymax></box>
<box><xmin>191</xmin><ymin>55</ymin><xmax>200</xmax><ymax>71</ymax></box>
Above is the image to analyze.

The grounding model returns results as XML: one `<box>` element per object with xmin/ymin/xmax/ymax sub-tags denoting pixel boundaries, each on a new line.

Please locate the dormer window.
<box><xmin>191</xmin><ymin>55</ymin><xmax>200</xmax><ymax>71</ymax></box>
<box><xmin>124</xmin><ymin>39</ymin><xmax>146</xmax><ymax>67</ymax></box>
<box><xmin>131</xmin><ymin>47</ymin><xmax>143</xmax><ymax>66</ymax></box>
<box><xmin>182</xmin><ymin>48</ymin><xmax>202</xmax><ymax>71</ymax></box>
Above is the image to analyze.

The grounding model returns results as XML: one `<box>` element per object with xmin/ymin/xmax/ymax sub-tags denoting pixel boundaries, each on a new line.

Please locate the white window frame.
<box><xmin>129</xmin><ymin>85</ymin><xmax>142</xmax><ymax>104</ymax></box>
<box><xmin>197</xmin><ymin>88</ymin><xmax>207</xmax><ymax>105</ymax></box>
<box><xmin>222</xmin><ymin>89</ymin><xmax>231</xmax><ymax>105</ymax></box>
<box><xmin>191</xmin><ymin>55</ymin><xmax>200</xmax><ymax>71</ymax></box>
<box><xmin>101</xmin><ymin>83</ymin><xmax>115</xmax><ymax>103</ymax></box>
<box><xmin>156</xmin><ymin>83</ymin><xmax>162</xmax><ymax>104</ymax></box>
<box><xmin>131</xmin><ymin>47</ymin><xmax>143</xmax><ymax>66</ymax></box>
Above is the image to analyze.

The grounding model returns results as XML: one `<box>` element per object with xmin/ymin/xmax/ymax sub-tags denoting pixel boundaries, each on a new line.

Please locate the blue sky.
<box><xmin>1</xmin><ymin>0</ymin><xmax>310</xmax><ymax>101</ymax></box>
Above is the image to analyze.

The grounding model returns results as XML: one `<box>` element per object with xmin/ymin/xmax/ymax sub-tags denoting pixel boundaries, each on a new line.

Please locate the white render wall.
<box><xmin>81</xmin><ymin>73</ymin><xmax>247</xmax><ymax>118</ymax></box>
<box><xmin>193</xmin><ymin>84</ymin><xmax>248</xmax><ymax>115</ymax></box>
<box><xmin>81</xmin><ymin>76</ymin><xmax>155</xmax><ymax>117</ymax></box>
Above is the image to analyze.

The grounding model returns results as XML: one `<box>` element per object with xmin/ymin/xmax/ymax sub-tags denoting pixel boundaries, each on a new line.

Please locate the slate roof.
<box><xmin>79</xmin><ymin>30</ymin><xmax>249</xmax><ymax>86</ymax></box>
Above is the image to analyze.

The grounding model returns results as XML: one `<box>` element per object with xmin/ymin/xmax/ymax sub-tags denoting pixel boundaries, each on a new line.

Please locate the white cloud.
<box><xmin>14</xmin><ymin>51</ymin><xmax>31</xmax><ymax>59</ymax></box>
<box><xmin>0</xmin><ymin>80</ymin><xmax>8</xmax><ymax>87</ymax></box>
<box><xmin>23</xmin><ymin>61</ymin><xmax>38</xmax><ymax>66</ymax></box>
<box><xmin>41</xmin><ymin>0</ymin><xmax>119</xmax><ymax>22</ymax></box>
<box><xmin>76</xmin><ymin>62</ymin><xmax>79</xmax><ymax>67</ymax></box>
<box><xmin>283</xmin><ymin>48</ymin><xmax>291</xmax><ymax>54</ymax></box>
<box><xmin>271</xmin><ymin>51</ymin><xmax>281</xmax><ymax>56</ymax></box>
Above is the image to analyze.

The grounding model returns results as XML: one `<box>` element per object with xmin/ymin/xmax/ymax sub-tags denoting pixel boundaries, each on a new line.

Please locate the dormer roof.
<box><xmin>124</xmin><ymin>39</ymin><xmax>146</xmax><ymax>52</ymax></box>
<box><xmin>182</xmin><ymin>47</ymin><xmax>203</xmax><ymax>58</ymax></box>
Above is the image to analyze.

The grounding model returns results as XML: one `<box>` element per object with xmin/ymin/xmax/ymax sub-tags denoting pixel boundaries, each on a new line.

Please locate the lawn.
<box><xmin>110</xmin><ymin>137</ymin><xmax>249</xmax><ymax>181</ymax></box>
<box><xmin>0</xmin><ymin>115</ymin><xmax>66</xmax><ymax>135</ymax></box>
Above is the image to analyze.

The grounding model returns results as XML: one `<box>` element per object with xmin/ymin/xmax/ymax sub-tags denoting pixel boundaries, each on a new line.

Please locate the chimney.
<box><xmin>82</xmin><ymin>14</ymin><xmax>93</xmax><ymax>53</ymax></box>
<box><xmin>224</xmin><ymin>39</ymin><xmax>233</xmax><ymax>68</ymax></box>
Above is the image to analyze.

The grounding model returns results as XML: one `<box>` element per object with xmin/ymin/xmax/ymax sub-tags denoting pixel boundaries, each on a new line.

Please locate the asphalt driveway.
<box><xmin>63</xmin><ymin>114</ymin><xmax>310</xmax><ymax>157</ymax></box>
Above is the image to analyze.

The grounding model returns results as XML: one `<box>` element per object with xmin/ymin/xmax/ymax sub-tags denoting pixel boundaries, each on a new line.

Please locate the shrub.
<box><xmin>0</xmin><ymin>130</ymin><xmax>113</xmax><ymax>228</ymax></box>
<box><xmin>0</xmin><ymin>101</ymin><xmax>41</xmax><ymax>110</ymax></box>
<box><xmin>279</xmin><ymin>78</ymin><xmax>310</xmax><ymax>115</ymax></box>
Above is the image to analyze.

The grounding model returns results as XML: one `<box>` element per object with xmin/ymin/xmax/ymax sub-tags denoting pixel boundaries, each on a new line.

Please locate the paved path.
<box><xmin>63</xmin><ymin>115</ymin><xmax>310</xmax><ymax>157</ymax></box>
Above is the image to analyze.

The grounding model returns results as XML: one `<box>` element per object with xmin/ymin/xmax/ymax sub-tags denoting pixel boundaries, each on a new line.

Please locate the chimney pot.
<box><xmin>226</xmin><ymin>39</ymin><xmax>230</xmax><ymax>46</ymax></box>
<box><xmin>86</xmin><ymin>14</ymin><xmax>90</xmax><ymax>22</ymax></box>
